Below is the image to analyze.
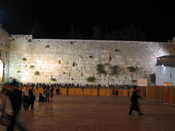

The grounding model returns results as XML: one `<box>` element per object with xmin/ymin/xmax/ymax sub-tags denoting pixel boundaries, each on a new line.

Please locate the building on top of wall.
<box><xmin>156</xmin><ymin>55</ymin><xmax>175</xmax><ymax>86</ymax></box>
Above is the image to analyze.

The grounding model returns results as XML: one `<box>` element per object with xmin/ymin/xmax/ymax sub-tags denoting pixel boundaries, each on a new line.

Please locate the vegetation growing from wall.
<box><xmin>127</xmin><ymin>66</ymin><xmax>137</xmax><ymax>72</ymax></box>
<box><xmin>22</xmin><ymin>57</ymin><xmax>27</xmax><ymax>61</ymax></box>
<box><xmin>28</xmin><ymin>39</ymin><xmax>32</xmax><ymax>42</ymax></box>
<box><xmin>34</xmin><ymin>71</ymin><xmax>40</xmax><ymax>76</ymax></box>
<box><xmin>45</xmin><ymin>45</ymin><xmax>50</xmax><ymax>48</ymax></box>
<box><xmin>87</xmin><ymin>76</ymin><xmax>96</xmax><ymax>82</ymax></box>
<box><xmin>17</xmin><ymin>70</ymin><xmax>21</xmax><ymax>73</ymax></box>
<box><xmin>89</xmin><ymin>55</ymin><xmax>93</xmax><ymax>59</ymax></box>
<box><xmin>110</xmin><ymin>65</ymin><xmax>121</xmax><ymax>76</ymax></box>
<box><xmin>50</xmin><ymin>77</ymin><xmax>57</xmax><ymax>81</ymax></box>
<box><xmin>30</xmin><ymin>65</ymin><xmax>35</xmax><ymax>69</ymax></box>
<box><xmin>114</xmin><ymin>48</ymin><xmax>120</xmax><ymax>52</ymax></box>
<box><xmin>96</xmin><ymin>64</ymin><xmax>107</xmax><ymax>74</ymax></box>
<box><xmin>70</xmin><ymin>41</ymin><xmax>74</xmax><ymax>45</ymax></box>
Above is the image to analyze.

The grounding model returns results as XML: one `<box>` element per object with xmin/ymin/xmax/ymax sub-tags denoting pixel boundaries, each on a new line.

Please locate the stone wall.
<box><xmin>8</xmin><ymin>35</ymin><xmax>175</xmax><ymax>85</ymax></box>
<box><xmin>0</xmin><ymin>25</ymin><xmax>10</xmax><ymax>82</ymax></box>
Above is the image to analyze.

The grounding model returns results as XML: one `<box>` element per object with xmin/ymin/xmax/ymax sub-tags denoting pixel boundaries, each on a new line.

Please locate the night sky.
<box><xmin>0</xmin><ymin>0</ymin><xmax>175</xmax><ymax>42</ymax></box>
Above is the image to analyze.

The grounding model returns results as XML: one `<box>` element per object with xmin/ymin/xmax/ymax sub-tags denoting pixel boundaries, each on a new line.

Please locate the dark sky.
<box><xmin>1</xmin><ymin>0</ymin><xmax>175</xmax><ymax>42</ymax></box>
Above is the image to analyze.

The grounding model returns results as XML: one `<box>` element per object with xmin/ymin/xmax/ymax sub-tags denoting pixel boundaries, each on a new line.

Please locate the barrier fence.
<box><xmin>59</xmin><ymin>86</ymin><xmax>175</xmax><ymax>105</ymax></box>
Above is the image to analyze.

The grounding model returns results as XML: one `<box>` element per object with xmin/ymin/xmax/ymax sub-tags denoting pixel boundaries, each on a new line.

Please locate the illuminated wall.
<box><xmin>8</xmin><ymin>35</ymin><xmax>175</xmax><ymax>85</ymax></box>
<box><xmin>0</xmin><ymin>25</ymin><xmax>10</xmax><ymax>82</ymax></box>
<box><xmin>0</xmin><ymin>60</ymin><xmax>3</xmax><ymax>81</ymax></box>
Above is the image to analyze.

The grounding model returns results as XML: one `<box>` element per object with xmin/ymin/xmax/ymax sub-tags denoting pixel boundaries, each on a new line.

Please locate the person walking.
<box><xmin>22</xmin><ymin>86</ymin><xmax>29</xmax><ymax>111</ymax></box>
<box><xmin>0</xmin><ymin>79</ymin><xmax>28</xmax><ymax>131</ymax></box>
<box><xmin>128</xmin><ymin>86</ymin><xmax>144</xmax><ymax>116</ymax></box>
<box><xmin>28</xmin><ymin>88</ymin><xmax>35</xmax><ymax>111</ymax></box>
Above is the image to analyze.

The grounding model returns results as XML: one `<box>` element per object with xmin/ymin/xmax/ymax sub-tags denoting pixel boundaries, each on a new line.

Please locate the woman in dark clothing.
<box><xmin>50</xmin><ymin>87</ymin><xmax>54</xmax><ymax>102</ymax></box>
<box><xmin>28</xmin><ymin>88</ymin><xmax>35</xmax><ymax>110</ymax></box>
<box><xmin>128</xmin><ymin>86</ymin><xmax>144</xmax><ymax>116</ymax></box>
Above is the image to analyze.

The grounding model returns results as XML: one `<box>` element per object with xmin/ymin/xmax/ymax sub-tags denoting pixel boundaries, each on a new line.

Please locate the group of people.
<box><xmin>0</xmin><ymin>79</ymin><xmax>60</xmax><ymax>131</ymax></box>
<box><xmin>22</xmin><ymin>83</ymin><xmax>59</xmax><ymax>104</ymax></box>
<box><xmin>0</xmin><ymin>79</ymin><xmax>144</xmax><ymax>131</ymax></box>
<box><xmin>21</xmin><ymin>83</ymin><xmax>134</xmax><ymax>89</ymax></box>
<box><xmin>0</xmin><ymin>79</ymin><xmax>28</xmax><ymax>131</ymax></box>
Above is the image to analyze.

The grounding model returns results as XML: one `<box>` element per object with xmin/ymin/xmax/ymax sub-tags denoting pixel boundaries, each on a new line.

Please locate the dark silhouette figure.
<box><xmin>28</xmin><ymin>88</ymin><xmax>35</xmax><ymax>110</ymax></box>
<box><xmin>56</xmin><ymin>88</ymin><xmax>60</xmax><ymax>95</ymax></box>
<box><xmin>22</xmin><ymin>93</ymin><xmax>29</xmax><ymax>111</ymax></box>
<box><xmin>128</xmin><ymin>86</ymin><xmax>143</xmax><ymax>116</ymax></box>
<box><xmin>1</xmin><ymin>79</ymin><xmax>28</xmax><ymax>131</ymax></box>
<box><xmin>39</xmin><ymin>93</ymin><xmax>45</xmax><ymax>103</ymax></box>
<box><xmin>45</xmin><ymin>87</ymin><xmax>50</xmax><ymax>103</ymax></box>
<box><xmin>50</xmin><ymin>87</ymin><xmax>54</xmax><ymax>102</ymax></box>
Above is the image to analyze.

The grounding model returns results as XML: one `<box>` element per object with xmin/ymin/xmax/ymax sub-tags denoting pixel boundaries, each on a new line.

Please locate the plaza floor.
<box><xmin>1</xmin><ymin>96</ymin><xmax>175</xmax><ymax>131</ymax></box>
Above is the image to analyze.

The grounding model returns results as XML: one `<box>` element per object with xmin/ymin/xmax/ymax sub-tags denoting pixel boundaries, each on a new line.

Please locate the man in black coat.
<box><xmin>128</xmin><ymin>86</ymin><xmax>144</xmax><ymax>116</ymax></box>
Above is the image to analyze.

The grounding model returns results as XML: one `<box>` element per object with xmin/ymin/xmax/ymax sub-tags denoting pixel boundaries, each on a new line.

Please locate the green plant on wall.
<box><xmin>17</xmin><ymin>70</ymin><xmax>21</xmax><ymax>73</ymax></box>
<box><xmin>34</xmin><ymin>71</ymin><xmax>40</xmax><ymax>76</ymax></box>
<box><xmin>30</xmin><ymin>65</ymin><xmax>35</xmax><ymax>69</ymax></box>
<box><xmin>114</xmin><ymin>48</ymin><xmax>120</xmax><ymax>52</ymax></box>
<box><xmin>110</xmin><ymin>65</ymin><xmax>121</xmax><ymax>76</ymax></box>
<box><xmin>45</xmin><ymin>45</ymin><xmax>50</xmax><ymax>48</ymax></box>
<box><xmin>96</xmin><ymin>64</ymin><xmax>107</xmax><ymax>75</ymax></box>
<box><xmin>87</xmin><ymin>76</ymin><xmax>96</xmax><ymax>82</ymax></box>
<box><xmin>89</xmin><ymin>55</ymin><xmax>93</xmax><ymax>59</ymax></box>
<box><xmin>22</xmin><ymin>57</ymin><xmax>27</xmax><ymax>61</ymax></box>
<box><xmin>150</xmin><ymin>73</ymin><xmax>156</xmax><ymax>84</ymax></box>
<box><xmin>28</xmin><ymin>39</ymin><xmax>32</xmax><ymax>42</ymax></box>
<box><xmin>127</xmin><ymin>66</ymin><xmax>137</xmax><ymax>72</ymax></box>
<box><xmin>50</xmin><ymin>77</ymin><xmax>57</xmax><ymax>81</ymax></box>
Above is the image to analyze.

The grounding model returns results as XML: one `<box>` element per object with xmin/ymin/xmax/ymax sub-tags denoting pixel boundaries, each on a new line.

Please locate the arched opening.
<box><xmin>0</xmin><ymin>60</ymin><xmax>3</xmax><ymax>82</ymax></box>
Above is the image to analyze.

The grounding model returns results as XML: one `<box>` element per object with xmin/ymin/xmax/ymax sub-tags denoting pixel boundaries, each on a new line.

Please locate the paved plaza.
<box><xmin>1</xmin><ymin>96</ymin><xmax>175</xmax><ymax>131</ymax></box>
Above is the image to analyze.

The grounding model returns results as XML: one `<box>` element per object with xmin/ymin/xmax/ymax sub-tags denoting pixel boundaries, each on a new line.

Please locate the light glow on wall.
<box><xmin>21</xmin><ymin>70</ymin><xmax>31</xmax><ymax>83</ymax></box>
<box><xmin>0</xmin><ymin>60</ymin><xmax>3</xmax><ymax>82</ymax></box>
<box><xmin>156</xmin><ymin>47</ymin><xmax>169</xmax><ymax>58</ymax></box>
<box><xmin>36</xmin><ymin>58</ymin><xmax>62</xmax><ymax>70</ymax></box>
<box><xmin>162</xmin><ymin>64</ymin><xmax>166</xmax><ymax>73</ymax></box>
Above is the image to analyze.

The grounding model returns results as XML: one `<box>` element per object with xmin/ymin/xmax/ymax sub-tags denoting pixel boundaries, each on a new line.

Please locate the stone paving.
<box><xmin>1</xmin><ymin>96</ymin><xmax>175</xmax><ymax>131</ymax></box>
